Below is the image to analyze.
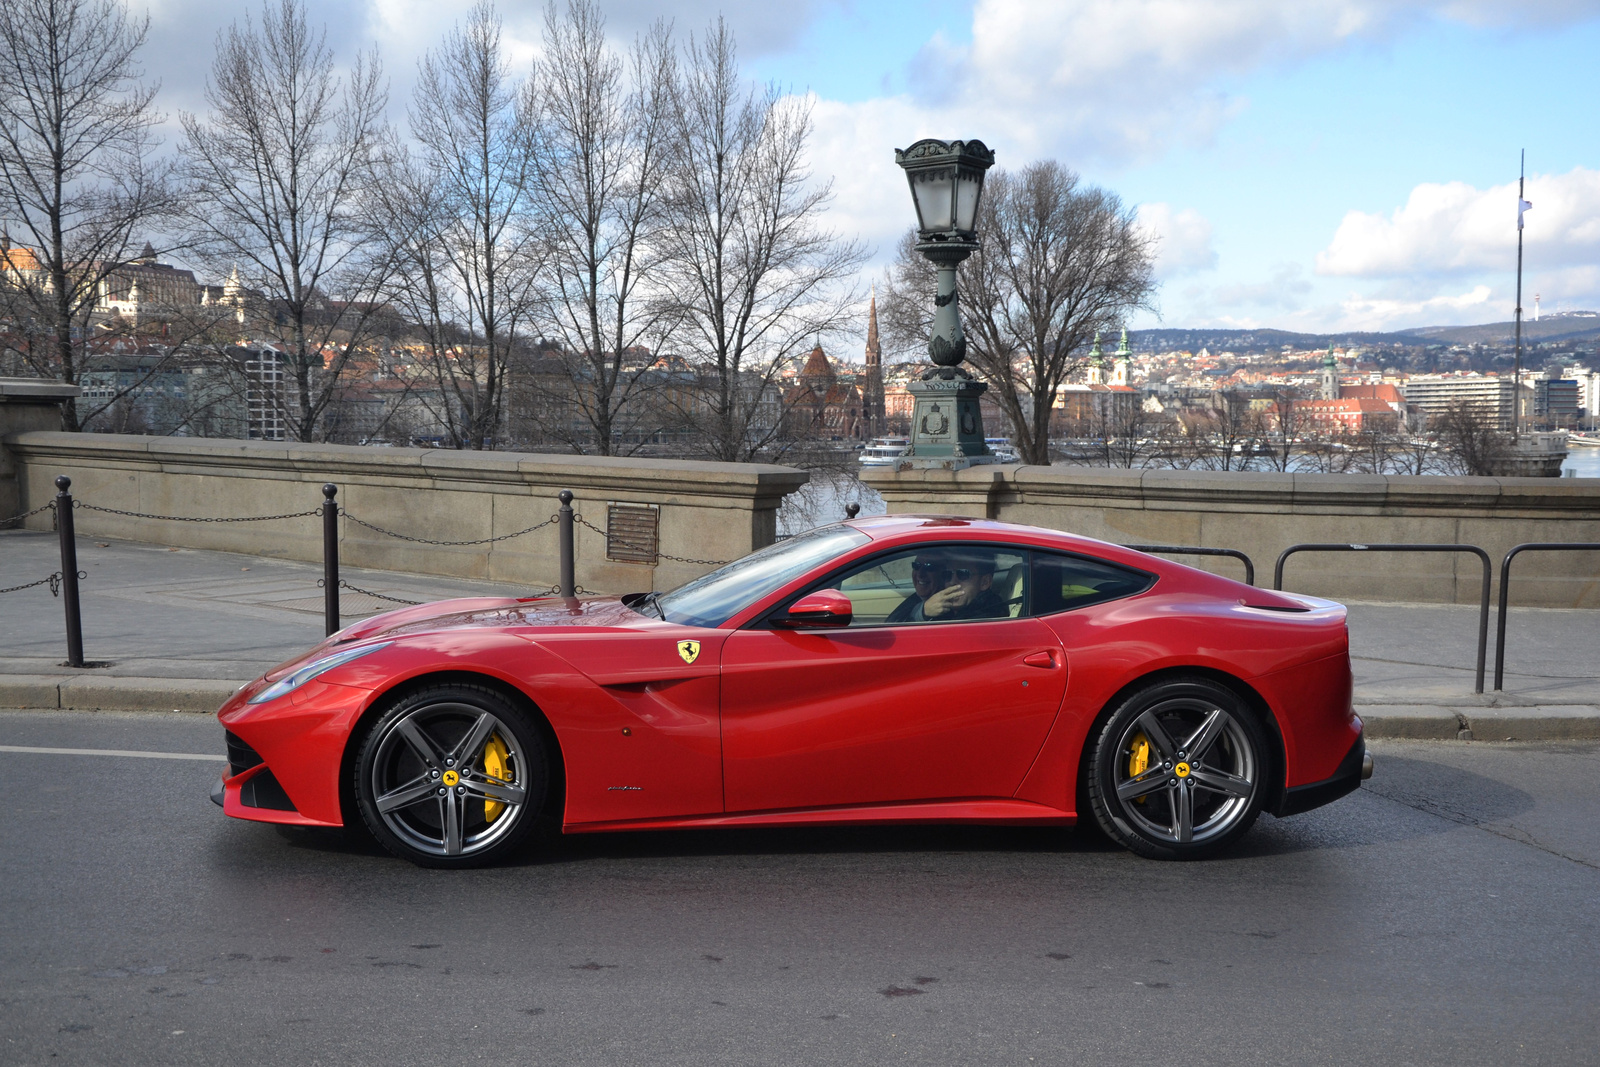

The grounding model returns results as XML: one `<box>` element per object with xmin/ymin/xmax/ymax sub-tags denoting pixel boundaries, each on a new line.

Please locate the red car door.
<box><xmin>719</xmin><ymin>617</ymin><xmax>1068</xmax><ymax>813</ymax></box>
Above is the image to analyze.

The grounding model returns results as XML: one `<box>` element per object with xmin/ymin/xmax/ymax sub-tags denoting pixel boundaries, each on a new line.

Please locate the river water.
<box><xmin>1562</xmin><ymin>446</ymin><xmax>1600</xmax><ymax>477</ymax></box>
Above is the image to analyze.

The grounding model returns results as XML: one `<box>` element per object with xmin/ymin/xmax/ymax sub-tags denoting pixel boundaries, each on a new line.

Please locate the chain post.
<box><xmin>558</xmin><ymin>490</ymin><xmax>575</xmax><ymax>598</ymax></box>
<box><xmin>845</xmin><ymin>502</ymin><xmax>861</xmax><ymax>519</ymax></box>
<box><xmin>55</xmin><ymin>476</ymin><xmax>84</xmax><ymax>667</ymax></box>
<box><xmin>323</xmin><ymin>483</ymin><xmax>340</xmax><ymax>636</ymax></box>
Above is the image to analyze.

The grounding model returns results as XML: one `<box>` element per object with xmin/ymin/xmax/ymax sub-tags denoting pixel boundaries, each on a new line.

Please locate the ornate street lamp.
<box><xmin>894</xmin><ymin>138</ymin><xmax>996</xmax><ymax>467</ymax></box>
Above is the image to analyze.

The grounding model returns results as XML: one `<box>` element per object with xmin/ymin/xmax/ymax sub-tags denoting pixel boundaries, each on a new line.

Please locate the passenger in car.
<box><xmin>921</xmin><ymin>549</ymin><xmax>1009</xmax><ymax>622</ymax></box>
<box><xmin>886</xmin><ymin>548</ymin><xmax>950</xmax><ymax>623</ymax></box>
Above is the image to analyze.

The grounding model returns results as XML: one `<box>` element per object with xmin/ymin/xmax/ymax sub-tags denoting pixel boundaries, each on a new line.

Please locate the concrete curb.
<box><xmin>1358</xmin><ymin>703</ymin><xmax>1600</xmax><ymax>741</ymax></box>
<box><xmin>0</xmin><ymin>675</ymin><xmax>244</xmax><ymax>714</ymax></box>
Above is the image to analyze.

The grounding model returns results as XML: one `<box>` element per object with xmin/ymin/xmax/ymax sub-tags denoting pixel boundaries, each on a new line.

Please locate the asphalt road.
<box><xmin>2</xmin><ymin>711</ymin><xmax>1598</xmax><ymax>1067</ymax></box>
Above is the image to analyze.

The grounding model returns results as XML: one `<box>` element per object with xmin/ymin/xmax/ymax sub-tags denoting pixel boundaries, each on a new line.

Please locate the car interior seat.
<box><xmin>997</xmin><ymin>562</ymin><xmax>1027</xmax><ymax>617</ymax></box>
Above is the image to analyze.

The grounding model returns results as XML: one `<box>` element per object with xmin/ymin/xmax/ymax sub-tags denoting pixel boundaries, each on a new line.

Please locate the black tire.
<box><xmin>1085</xmin><ymin>676</ymin><xmax>1269</xmax><ymax>860</ymax></box>
<box><xmin>354</xmin><ymin>683</ymin><xmax>549</xmax><ymax>868</ymax></box>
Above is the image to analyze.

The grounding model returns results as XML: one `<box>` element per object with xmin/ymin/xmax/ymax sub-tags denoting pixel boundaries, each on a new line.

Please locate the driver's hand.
<box><xmin>923</xmin><ymin>586</ymin><xmax>964</xmax><ymax>617</ymax></box>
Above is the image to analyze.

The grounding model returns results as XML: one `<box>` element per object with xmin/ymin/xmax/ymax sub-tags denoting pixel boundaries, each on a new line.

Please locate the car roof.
<box><xmin>845</xmin><ymin>513</ymin><xmax>1132</xmax><ymax>557</ymax></box>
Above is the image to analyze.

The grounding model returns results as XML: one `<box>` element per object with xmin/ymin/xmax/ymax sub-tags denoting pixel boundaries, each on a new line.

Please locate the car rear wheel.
<box><xmin>1085</xmin><ymin>677</ymin><xmax>1269</xmax><ymax>860</ymax></box>
<box><xmin>354</xmin><ymin>683</ymin><xmax>548</xmax><ymax>868</ymax></box>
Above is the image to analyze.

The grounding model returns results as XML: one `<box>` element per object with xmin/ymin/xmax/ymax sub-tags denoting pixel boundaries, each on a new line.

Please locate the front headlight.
<box><xmin>247</xmin><ymin>642</ymin><xmax>392</xmax><ymax>704</ymax></box>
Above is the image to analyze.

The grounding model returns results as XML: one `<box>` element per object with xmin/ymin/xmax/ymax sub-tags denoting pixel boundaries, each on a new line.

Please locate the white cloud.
<box><xmin>1136</xmin><ymin>203</ymin><xmax>1217</xmax><ymax>278</ymax></box>
<box><xmin>1317</xmin><ymin>167</ymin><xmax>1600</xmax><ymax>277</ymax></box>
<box><xmin>1332</xmin><ymin>283</ymin><xmax>1496</xmax><ymax>329</ymax></box>
<box><xmin>909</xmin><ymin>0</ymin><xmax>1600</xmax><ymax>164</ymax></box>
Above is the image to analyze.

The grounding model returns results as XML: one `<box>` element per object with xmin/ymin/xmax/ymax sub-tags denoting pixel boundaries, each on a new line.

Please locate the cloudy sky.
<box><xmin>138</xmin><ymin>0</ymin><xmax>1600</xmax><ymax>333</ymax></box>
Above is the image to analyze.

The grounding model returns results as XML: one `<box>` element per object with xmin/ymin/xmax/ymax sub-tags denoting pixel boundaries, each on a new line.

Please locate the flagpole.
<box><xmin>1513</xmin><ymin>149</ymin><xmax>1524</xmax><ymax>443</ymax></box>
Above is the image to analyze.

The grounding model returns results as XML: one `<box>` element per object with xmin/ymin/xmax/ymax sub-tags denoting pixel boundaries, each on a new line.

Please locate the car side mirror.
<box><xmin>779</xmin><ymin>589</ymin><xmax>853</xmax><ymax>629</ymax></box>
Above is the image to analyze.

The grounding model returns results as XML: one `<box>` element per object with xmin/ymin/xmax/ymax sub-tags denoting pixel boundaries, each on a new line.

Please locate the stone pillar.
<box><xmin>0</xmin><ymin>379</ymin><xmax>77</xmax><ymax>521</ymax></box>
<box><xmin>905</xmin><ymin>376</ymin><xmax>992</xmax><ymax>469</ymax></box>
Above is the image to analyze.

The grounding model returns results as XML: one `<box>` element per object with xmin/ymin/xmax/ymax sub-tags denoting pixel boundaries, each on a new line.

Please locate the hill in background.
<box><xmin>1127</xmin><ymin>312</ymin><xmax>1600</xmax><ymax>353</ymax></box>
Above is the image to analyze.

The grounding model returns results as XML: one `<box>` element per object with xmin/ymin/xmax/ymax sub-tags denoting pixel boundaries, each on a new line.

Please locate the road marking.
<box><xmin>0</xmin><ymin>744</ymin><xmax>223</xmax><ymax>761</ymax></box>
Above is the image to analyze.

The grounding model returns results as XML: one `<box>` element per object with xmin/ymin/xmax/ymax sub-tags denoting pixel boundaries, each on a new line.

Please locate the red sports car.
<box><xmin>212</xmin><ymin>515</ymin><xmax>1369</xmax><ymax>866</ymax></box>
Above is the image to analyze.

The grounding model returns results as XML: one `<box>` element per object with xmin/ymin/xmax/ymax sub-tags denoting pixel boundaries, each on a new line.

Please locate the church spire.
<box><xmin>864</xmin><ymin>285</ymin><xmax>881</xmax><ymax>369</ymax></box>
<box><xmin>1087</xmin><ymin>330</ymin><xmax>1104</xmax><ymax>385</ymax></box>
<box><xmin>1320</xmin><ymin>343</ymin><xmax>1339</xmax><ymax>400</ymax></box>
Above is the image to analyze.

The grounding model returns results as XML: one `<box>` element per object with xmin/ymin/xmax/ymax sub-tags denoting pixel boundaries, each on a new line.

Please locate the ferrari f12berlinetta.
<box><xmin>213</xmin><ymin>515</ymin><xmax>1369</xmax><ymax>866</ymax></box>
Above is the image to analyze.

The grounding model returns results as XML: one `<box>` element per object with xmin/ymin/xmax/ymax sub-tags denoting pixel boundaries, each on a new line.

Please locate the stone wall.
<box><xmin>5</xmin><ymin>432</ymin><xmax>808</xmax><ymax>593</ymax></box>
<box><xmin>0</xmin><ymin>380</ymin><xmax>76</xmax><ymax>521</ymax></box>
<box><xmin>863</xmin><ymin>465</ymin><xmax>1600</xmax><ymax>608</ymax></box>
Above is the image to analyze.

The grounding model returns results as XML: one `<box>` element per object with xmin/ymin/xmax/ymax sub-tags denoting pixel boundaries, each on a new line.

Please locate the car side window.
<box><xmin>1028</xmin><ymin>551</ymin><xmax>1154</xmax><ymax>616</ymax></box>
<box><xmin>815</xmin><ymin>544</ymin><xmax>1029</xmax><ymax>627</ymax></box>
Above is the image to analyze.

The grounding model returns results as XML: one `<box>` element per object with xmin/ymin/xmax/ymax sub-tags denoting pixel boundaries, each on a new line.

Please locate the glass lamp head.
<box><xmin>894</xmin><ymin>138</ymin><xmax>996</xmax><ymax>240</ymax></box>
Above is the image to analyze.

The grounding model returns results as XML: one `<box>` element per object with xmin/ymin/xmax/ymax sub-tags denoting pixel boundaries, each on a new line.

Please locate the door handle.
<box><xmin>1022</xmin><ymin>650</ymin><xmax>1059</xmax><ymax>669</ymax></box>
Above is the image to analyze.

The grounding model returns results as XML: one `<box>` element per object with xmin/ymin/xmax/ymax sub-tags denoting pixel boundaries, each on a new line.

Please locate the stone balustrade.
<box><xmin>863</xmin><ymin>464</ymin><xmax>1600</xmax><ymax>608</ymax></box>
<box><xmin>2</xmin><ymin>429</ymin><xmax>807</xmax><ymax>593</ymax></box>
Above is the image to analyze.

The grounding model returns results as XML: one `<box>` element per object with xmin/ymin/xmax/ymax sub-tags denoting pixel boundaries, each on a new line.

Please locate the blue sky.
<box><xmin>140</xmin><ymin>0</ymin><xmax>1600</xmax><ymax>333</ymax></box>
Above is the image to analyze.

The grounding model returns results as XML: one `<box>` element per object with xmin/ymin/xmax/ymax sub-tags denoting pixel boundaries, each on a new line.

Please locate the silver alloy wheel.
<box><xmin>368</xmin><ymin>701</ymin><xmax>529</xmax><ymax>858</ymax></box>
<box><xmin>1112</xmin><ymin>697</ymin><xmax>1258</xmax><ymax>846</ymax></box>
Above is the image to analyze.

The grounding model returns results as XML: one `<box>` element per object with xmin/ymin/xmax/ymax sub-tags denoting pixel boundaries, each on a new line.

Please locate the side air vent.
<box><xmin>238</xmin><ymin>768</ymin><xmax>298</xmax><ymax>812</ymax></box>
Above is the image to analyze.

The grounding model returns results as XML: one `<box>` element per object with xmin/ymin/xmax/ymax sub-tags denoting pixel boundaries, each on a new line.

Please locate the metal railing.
<box><xmin>1493</xmin><ymin>542</ymin><xmax>1600</xmax><ymax>690</ymax></box>
<box><xmin>1275</xmin><ymin>542</ymin><xmax>1492</xmax><ymax>694</ymax></box>
<box><xmin>1123</xmin><ymin>544</ymin><xmax>1255</xmax><ymax>587</ymax></box>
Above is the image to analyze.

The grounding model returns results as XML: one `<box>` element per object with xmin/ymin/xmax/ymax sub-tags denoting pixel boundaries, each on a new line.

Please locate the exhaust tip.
<box><xmin>1361</xmin><ymin>750</ymin><xmax>1374</xmax><ymax>780</ymax></box>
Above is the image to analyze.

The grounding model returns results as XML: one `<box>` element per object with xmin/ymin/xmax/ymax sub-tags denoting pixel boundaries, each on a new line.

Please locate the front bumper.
<box><xmin>1273</xmin><ymin>732</ymin><xmax>1370</xmax><ymax>817</ymax></box>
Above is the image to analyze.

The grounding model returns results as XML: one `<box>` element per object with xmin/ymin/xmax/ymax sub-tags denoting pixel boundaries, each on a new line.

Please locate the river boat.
<box><xmin>857</xmin><ymin>437</ymin><xmax>910</xmax><ymax>467</ymax></box>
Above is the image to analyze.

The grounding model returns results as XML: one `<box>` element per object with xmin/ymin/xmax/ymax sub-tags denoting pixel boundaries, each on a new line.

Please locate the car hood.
<box><xmin>333</xmin><ymin>595</ymin><xmax>650</xmax><ymax>644</ymax></box>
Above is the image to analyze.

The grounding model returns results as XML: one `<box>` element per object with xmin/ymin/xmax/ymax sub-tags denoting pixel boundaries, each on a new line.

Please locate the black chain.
<box><xmin>571</xmin><ymin>511</ymin><xmax>730</xmax><ymax>568</ymax></box>
<box><xmin>0</xmin><ymin>571</ymin><xmax>63</xmax><ymax>596</ymax></box>
<box><xmin>340</xmin><ymin>509</ymin><xmax>559</xmax><ymax>547</ymax></box>
<box><xmin>0</xmin><ymin>501</ymin><xmax>57</xmax><ymax>529</ymax></box>
<box><xmin>318</xmin><ymin>578</ymin><xmax>422</xmax><ymax>606</ymax></box>
<box><xmin>658</xmin><ymin>551</ymin><xmax>732</xmax><ymax>567</ymax></box>
<box><xmin>75</xmin><ymin>503</ymin><xmax>321</xmax><ymax>523</ymax></box>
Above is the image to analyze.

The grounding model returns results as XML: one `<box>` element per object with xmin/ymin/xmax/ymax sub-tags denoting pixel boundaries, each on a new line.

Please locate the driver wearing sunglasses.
<box><xmin>887</xmin><ymin>548</ymin><xmax>1008</xmax><ymax>623</ymax></box>
<box><xmin>885</xmin><ymin>548</ymin><xmax>949</xmax><ymax>623</ymax></box>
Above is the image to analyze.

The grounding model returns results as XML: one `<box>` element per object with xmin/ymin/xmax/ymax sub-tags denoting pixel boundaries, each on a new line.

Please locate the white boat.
<box><xmin>985</xmin><ymin>437</ymin><xmax>1021</xmax><ymax>462</ymax></box>
<box><xmin>857</xmin><ymin>437</ymin><xmax>910</xmax><ymax>467</ymax></box>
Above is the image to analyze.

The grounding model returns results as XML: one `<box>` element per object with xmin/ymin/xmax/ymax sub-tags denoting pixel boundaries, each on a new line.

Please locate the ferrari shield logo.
<box><xmin>677</xmin><ymin>640</ymin><xmax>701</xmax><ymax>664</ymax></box>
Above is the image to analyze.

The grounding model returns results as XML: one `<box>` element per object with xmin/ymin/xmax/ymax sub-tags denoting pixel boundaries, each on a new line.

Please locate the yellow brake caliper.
<box><xmin>481</xmin><ymin>732</ymin><xmax>513</xmax><ymax>823</ymax></box>
<box><xmin>1128</xmin><ymin>733</ymin><xmax>1150</xmax><ymax>805</ymax></box>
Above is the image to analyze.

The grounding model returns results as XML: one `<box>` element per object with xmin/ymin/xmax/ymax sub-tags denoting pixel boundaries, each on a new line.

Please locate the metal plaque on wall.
<box><xmin>606</xmin><ymin>503</ymin><xmax>659</xmax><ymax>565</ymax></box>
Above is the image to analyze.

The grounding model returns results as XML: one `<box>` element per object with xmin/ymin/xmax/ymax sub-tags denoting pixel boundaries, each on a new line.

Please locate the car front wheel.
<box><xmin>354</xmin><ymin>683</ymin><xmax>548</xmax><ymax>868</ymax></box>
<box><xmin>1085</xmin><ymin>677</ymin><xmax>1269</xmax><ymax>860</ymax></box>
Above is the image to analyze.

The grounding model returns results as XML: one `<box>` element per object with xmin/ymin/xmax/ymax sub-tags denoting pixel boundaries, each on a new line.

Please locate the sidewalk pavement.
<box><xmin>2</xmin><ymin>530</ymin><xmax>1596</xmax><ymax>738</ymax></box>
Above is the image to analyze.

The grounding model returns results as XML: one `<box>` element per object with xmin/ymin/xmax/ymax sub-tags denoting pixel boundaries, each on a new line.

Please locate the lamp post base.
<box><xmin>900</xmin><ymin>375</ymin><xmax>994</xmax><ymax>469</ymax></box>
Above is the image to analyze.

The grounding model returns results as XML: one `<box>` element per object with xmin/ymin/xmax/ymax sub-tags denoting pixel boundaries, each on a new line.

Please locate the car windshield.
<box><xmin>656</xmin><ymin>524</ymin><xmax>871</xmax><ymax>628</ymax></box>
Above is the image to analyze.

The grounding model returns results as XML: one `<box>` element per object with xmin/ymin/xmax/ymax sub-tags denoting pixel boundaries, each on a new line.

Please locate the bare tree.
<box><xmin>1433</xmin><ymin>399</ymin><xmax>1507</xmax><ymax>476</ymax></box>
<box><xmin>179</xmin><ymin>0</ymin><xmax>391</xmax><ymax>442</ymax></box>
<box><xmin>533</xmin><ymin>2</ymin><xmax>676</xmax><ymax>455</ymax></box>
<box><xmin>881</xmin><ymin>161</ymin><xmax>1156</xmax><ymax>465</ymax></box>
<box><xmin>383</xmin><ymin>1</ymin><xmax>540</xmax><ymax>450</ymax></box>
<box><xmin>0</xmin><ymin>0</ymin><xmax>166</xmax><ymax>430</ymax></box>
<box><xmin>1260</xmin><ymin>385</ymin><xmax>1301</xmax><ymax>472</ymax></box>
<box><xmin>656</xmin><ymin>20</ymin><xmax>865</xmax><ymax>462</ymax></box>
<box><xmin>1197</xmin><ymin>389</ymin><xmax>1262</xmax><ymax>471</ymax></box>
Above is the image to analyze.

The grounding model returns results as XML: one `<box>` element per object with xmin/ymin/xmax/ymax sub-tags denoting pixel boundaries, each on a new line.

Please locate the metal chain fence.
<box><xmin>74</xmin><ymin>503</ymin><xmax>322</xmax><ymax>523</ymax></box>
<box><xmin>0</xmin><ymin>501</ymin><xmax>57</xmax><ymax>529</ymax></box>
<box><xmin>340</xmin><ymin>509</ymin><xmax>559</xmax><ymax>547</ymax></box>
<box><xmin>0</xmin><ymin>571</ymin><xmax>67</xmax><ymax>596</ymax></box>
